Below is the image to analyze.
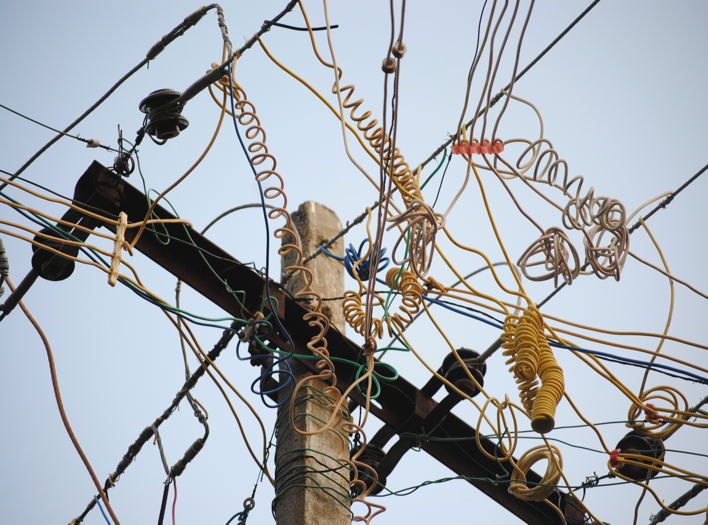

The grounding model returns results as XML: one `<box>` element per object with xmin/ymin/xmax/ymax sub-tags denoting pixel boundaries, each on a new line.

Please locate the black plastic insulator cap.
<box><xmin>441</xmin><ymin>348</ymin><xmax>487</xmax><ymax>398</ymax></box>
<box><xmin>140</xmin><ymin>89</ymin><xmax>189</xmax><ymax>140</ymax></box>
<box><xmin>351</xmin><ymin>444</ymin><xmax>387</xmax><ymax>496</ymax></box>
<box><xmin>31</xmin><ymin>228</ymin><xmax>77</xmax><ymax>281</ymax></box>
<box><xmin>614</xmin><ymin>431</ymin><xmax>665</xmax><ymax>481</ymax></box>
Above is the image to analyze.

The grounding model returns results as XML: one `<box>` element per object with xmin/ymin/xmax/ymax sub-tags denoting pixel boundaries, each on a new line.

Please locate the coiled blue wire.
<box><xmin>320</xmin><ymin>238</ymin><xmax>390</xmax><ymax>281</ymax></box>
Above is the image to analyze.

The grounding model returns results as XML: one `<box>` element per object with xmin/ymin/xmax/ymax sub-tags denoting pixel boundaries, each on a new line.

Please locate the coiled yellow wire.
<box><xmin>508</xmin><ymin>444</ymin><xmax>563</xmax><ymax>503</ymax></box>
<box><xmin>502</xmin><ymin>305</ymin><xmax>564</xmax><ymax>433</ymax></box>
<box><xmin>343</xmin><ymin>267</ymin><xmax>424</xmax><ymax>339</ymax></box>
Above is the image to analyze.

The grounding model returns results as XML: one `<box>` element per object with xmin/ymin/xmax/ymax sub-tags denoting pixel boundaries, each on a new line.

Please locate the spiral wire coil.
<box><xmin>502</xmin><ymin>305</ymin><xmax>564</xmax><ymax>434</ymax></box>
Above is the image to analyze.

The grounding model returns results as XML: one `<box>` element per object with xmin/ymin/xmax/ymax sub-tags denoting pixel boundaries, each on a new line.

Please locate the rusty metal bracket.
<box><xmin>72</xmin><ymin>161</ymin><xmax>569</xmax><ymax>525</ymax></box>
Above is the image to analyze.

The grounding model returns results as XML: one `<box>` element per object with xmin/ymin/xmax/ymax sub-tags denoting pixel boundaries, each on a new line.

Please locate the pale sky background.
<box><xmin>1</xmin><ymin>1</ymin><xmax>707</xmax><ymax>524</ymax></box>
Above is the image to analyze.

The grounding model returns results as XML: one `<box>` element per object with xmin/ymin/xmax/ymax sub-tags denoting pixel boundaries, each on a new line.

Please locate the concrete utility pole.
<box><xmin>73</xmin><ymin>163</ymin><xmax>572</xmax><ymax>524</ymax></box>
<box><xmin>275</xmin><ymin>201</ymin><xmax>351</xmax><ymax>525</ymax></box>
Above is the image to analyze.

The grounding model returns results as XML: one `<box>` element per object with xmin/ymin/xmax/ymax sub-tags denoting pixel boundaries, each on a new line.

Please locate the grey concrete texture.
<box><xmin>275</xmin><ymin>201</ymin><xmax>352</xmax><ymax>525</ymax></box>
<box><xmin>281</xmin><ymin>201</ymin><xmax>346</xmax><ymax>334</ymax></box>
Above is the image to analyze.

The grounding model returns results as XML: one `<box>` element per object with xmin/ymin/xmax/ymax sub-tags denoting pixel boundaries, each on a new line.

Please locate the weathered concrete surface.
<box><xmin>281</xmin><ymin>201</ymin><xmax>346</xmax><ymax>333</ymax></box>
<box><xmin>275</xmin><ymin>201</ymin><xmax>351</xmax><ymax>525</ymax></box>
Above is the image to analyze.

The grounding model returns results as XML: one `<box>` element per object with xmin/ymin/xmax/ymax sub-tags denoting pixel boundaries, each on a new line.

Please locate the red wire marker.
<box><xmin>451</xmin><ymin>139</ymin><xmax>504</xmax><ymax>155</ymax></box>
<box><xmin>644</xmin><ymin>403</ymin><xmax>660</xmax><ymax>423</ymax></box>
<box><xmin>609</xmin><ymin>449</ymin><xmax>621</xmax><ymax>469</ymax></box>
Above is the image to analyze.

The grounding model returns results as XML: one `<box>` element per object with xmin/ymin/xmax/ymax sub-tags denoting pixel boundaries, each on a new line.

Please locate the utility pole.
<box><xmin>67</xmin><ymin>163</ymin><xmax>573</xmax><ymax>525</ymax></box>
<box><xmin>275</xmin><ymin>202</ymin><xmax>351</xmax><ymax>525</ymax></box>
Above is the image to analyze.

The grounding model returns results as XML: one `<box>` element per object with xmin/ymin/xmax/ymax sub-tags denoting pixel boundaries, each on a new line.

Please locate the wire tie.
<box><xmin>423</xmin><ymin>276</ymin><xmax>445</xmax><ymax>294</ymax></box>
<box><xmin>451</xmin><ymin>139</ymin><xmax>504</xmax><ymax>155</ymax></box>
<box><xmin>238</xmin><ymin>311</ymin><xmax>264</xmax><ymax>343</ymax></box>
<box><xmin>108</xmin><ymin>212</ymin><xmax>131</xmax><ymax>287</ymax></box>
<box><xmin>609</xmin><ymin>449</ymin><xmax>621</xmax><ymax>469</ymax></box>
<box><xmin>644</xmin><ymin>403</ymin><xmax>660</xmax><ymax>423</ymax></box>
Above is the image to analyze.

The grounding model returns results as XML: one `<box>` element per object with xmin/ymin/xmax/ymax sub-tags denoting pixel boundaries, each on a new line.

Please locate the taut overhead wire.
<box><xmin>417</xmin><ymin>0</ymin><xmax>602</xmax><ymax>171</ymax></box>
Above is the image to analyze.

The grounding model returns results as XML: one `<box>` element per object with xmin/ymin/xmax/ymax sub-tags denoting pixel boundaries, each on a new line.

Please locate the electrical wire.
<box><xmin>93</xmin><ymin>496</ymin><xmax>112</xmax><ymax>525</ymax></box>
<box><xmin>629</xmin><ymin>250</ymin><xmax>708</xmax><ymax>301</ymax></box>
<box><xmin>627</xmin><ymin>162</ymin><xmax>708</xmax><ymax>234</ymax></box>
<box><xmin>0</xmin><ymin>51</ymin><xmax>146</xmax><ymax>192</ymax></box>
<box><xmin>129</xmin><ymin>46</ymin><xmax>229</xmax><ymax>249</ymax></box>
<box><xmin>416</xmin><ymin>0</ymin><xmax>602</xmax><ymax>171</ymax></box>
<box><xmin>226</xmin><ymin>58</ymin><xmax>302</xmax><ymax>409</ymax></box>
<box><xmin>0</xmin><ymin>2</ymin><xmax>226</xmax><ymax>191</ymax></box>
<box><xmin>8</xmin><ymin>277</ymin><xmax>122</xmax><ymax>525</ymax></box>
<box><xmin>1</xmin><ymin>104</ymin><xmax>120</xmax><ymax>152</ymax></box>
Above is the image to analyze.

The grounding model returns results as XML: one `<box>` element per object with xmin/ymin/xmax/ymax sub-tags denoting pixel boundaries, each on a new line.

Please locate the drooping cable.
<box><xmin>417</xmin><ymin>0</ymin><xmax>602</xmax><ymax>171</ymax></box>
<box><xmin>0</xmin><ymin>5</ymin><xmax>215</xmax><ymax>189</ymax></box>
<box><xmin>8</xmin><ymin>278</ymin><xmax>122</xmax><ymax>525</ymax></box>
<box><xmin>68</xmin><ymin>323</ymin><xmax>237</xmax><ymax>525</ymax></box>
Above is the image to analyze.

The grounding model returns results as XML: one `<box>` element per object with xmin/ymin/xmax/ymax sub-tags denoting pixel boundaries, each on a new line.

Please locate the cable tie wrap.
<box><xmin>644</xmin><ymin>403</ymin><xmax>660</xmax><ymax>423</ymax></box>
<box><xmin>108</xmin><ymin>212</ymin><xmax>132</xmax><ymax>287</ymax></box>
<box><xmin>609</xmin><ymin>449</ymin><xmax>621</xmax><ymax>469</ymax></box>
<box><xmin>451</xmin><ymin>139</ymin><xmax>504</xmax><ymax>155</ymax></box>
<box><xmin>238</xmin><ymin>311</ymin><xmax>264</xmax><ymax>343</ymax></box>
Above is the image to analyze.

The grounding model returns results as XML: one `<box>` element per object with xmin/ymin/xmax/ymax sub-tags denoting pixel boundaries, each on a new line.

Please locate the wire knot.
<box><xmin>238</xmin><ymin>311</ymin><xmax>265</xmax><ymax>343</ymax></box>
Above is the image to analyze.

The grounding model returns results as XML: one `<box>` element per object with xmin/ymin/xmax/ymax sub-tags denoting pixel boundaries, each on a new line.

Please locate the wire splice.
<box><xmin>644</xmin><ymin>403</ymin><xmax>660</xmax><ymax>424</ymax></box>
<box><xmin>609</xmin><ymin>449</ymin><xmax>621</xmax><ymax>469</ymax></box>
<box><xmin>0</xmin><ymin>237</ymin><xmax>8</xmax><ymax>299</ymax></box>
<box><xmin>451</xmin><ymin>139</ymin><xmax>504</xmax><ymax>155</ymax></box>
<box><xmin>238</xmin><ymin>311</ymin><xmax>265</xmax><ymax>343</ymax></box>
<box><xmin>108</xmin><ymin>212</ymin><xmax>131</xmax><ymax>287</ymax></box>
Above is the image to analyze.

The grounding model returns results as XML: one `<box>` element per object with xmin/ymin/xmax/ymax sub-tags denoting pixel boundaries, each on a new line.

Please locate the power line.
<box><xmin>0</xmin><ymin>104</ymin><xmax>120</xmax><ymax>153</ymax></box>
<box><xmin>0</xmin><ymin>4</ymin><xmax>225</xmax><ymax>193</ymax></box>
<box><xmin>0</xmin><ymin>55</ymin><xmax>148</xmax><ymax>192</ymax></box>
<box><xmin>648</xmin><ymin>483</ymin><xmax>707</xmax><ymax>525</ymax></box>
<box><xmin>69</xmin><ymin>322</ymin><xmax>237</xmax><ymax>525</ymax></box>
<box><xmin>417</xmin><ymin>0</ymin><xmax>603</xmax><ymax>171</ymax></box>
<box><xmin>628</xmin><ymin>162</ymin><xmax>708</xmax><ymax>234</ymax></box>
<box><xmin>288</xmin><ymin>0</ymin><xmax>603</xmax><ymax>273</ymax></box>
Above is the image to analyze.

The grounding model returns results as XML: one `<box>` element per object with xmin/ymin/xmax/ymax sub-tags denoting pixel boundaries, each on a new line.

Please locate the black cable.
<box><xmin>68</xmin><ymin>323</ymin><xmax>237</xmax><ymax>525</ymax></box>
<box><xmin>648</xmin><ymin>483</ymin><xmax>707</xmax><ymax>524</ymax></box>
<box><xmin>236</xmin><ymin>1</ymin><xmax>299</xmax><ymax>57</ymax></box>
<box><xmin>417</xmin><ymin>0</ymin><xmax>602</xmax><ymax>171</ymax></box>
<box><xmin>466</xmin><ymin>0</ymin><xmax>489</xmax><ymax>85</ymax></box>
<box><xmin>431</xmin><ymin>153</ymin><xmax>453</xmax><ymax>208</ymax></box>
<box><xmin>269</xmin><ymin>21</ymin><xmax>338</xmax><ymax>31</ymax></box>
<box><xmin>0</xmin><ymin>5</ymin><xmax>223</xmax><ymax>193</ymax></box>
<box><xmin>0</xmin><ymin>237</ymin><xmax>8</xmax><ymax>297</ymax></box>
<box><xmin>0</xmin><ymin>56</ymin><xmax>147</xmax><ymax>193</ymax></box>
<box><xmin>433</xmin><ymin>298</ymin><xmax>505</xmax><ymax>326</ymax></box>
<box><xmin>0</xmin><ymin>269</ymin><xmax>40</xmax><ymax>323</ymax></box>
<box><xmin>628</xmin><ymin>162</ymin><xmax>708</xmax><ymax>234</ymax></box>
<box><xmin>584</xmin><ymin>354</ymin><xmax>707</xmax><ymax>385</ymax></box>
<box><xmin>156</xmin><ymin>481</ymin><xmax>171</xmax><ymax>525</ymax></box>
